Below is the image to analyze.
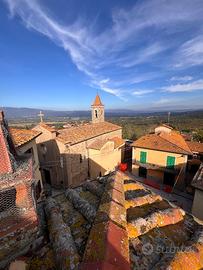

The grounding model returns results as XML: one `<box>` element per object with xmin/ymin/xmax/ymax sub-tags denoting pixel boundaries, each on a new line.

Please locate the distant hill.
<box><xmin>1</xmin><ymin>106</ymin><xmax>203</xmax><ymax>119</ymax></box>
<box><xmin>2</xmin><ymin>107</ymin><xmax>90</xmax><ymax>119</ymax></box>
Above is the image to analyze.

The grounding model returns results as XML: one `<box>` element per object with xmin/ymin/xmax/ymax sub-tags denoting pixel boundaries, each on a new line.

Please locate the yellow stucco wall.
<box><xmin>132</xmin><ymin>147</ymin><xmax>187</xmax><ymax>186</ymax></box>
<box><xmin>133</xmin><ymin>147</ymin><xmax>187</xmax><ymax>168</ymax></box>
<box><xmin>88</xmin><ymin>142</ymin><xmax>122</xmax><ymax>179</ymax></box>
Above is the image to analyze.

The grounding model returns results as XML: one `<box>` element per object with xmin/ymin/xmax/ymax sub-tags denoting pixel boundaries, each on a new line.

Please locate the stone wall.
<box><xmin>34</xmin><ymin>123</ymin><xmax>122</xmax><ymax>188</ymax></box>
<box><xmin>34</xmin><ymin>125</ymin><xmax>63</xmax><ymax>187</ymax></box>
<box><xmin>65</xmin><ymin>129</ymin><xmax>122</xmax><ymax>187</ymax></box>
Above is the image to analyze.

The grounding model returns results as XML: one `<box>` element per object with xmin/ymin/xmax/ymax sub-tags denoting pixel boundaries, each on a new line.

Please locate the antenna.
<box><xmin>168</xmin><ymin>112</ymin><xmax>171</xmax><ymax>124</ymax></box>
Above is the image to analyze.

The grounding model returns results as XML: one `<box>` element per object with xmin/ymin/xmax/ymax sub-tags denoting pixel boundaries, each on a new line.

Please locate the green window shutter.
<box><xmin>140</xmin><ymin>151</ymin><xmax>147</xmax><ymax>163</ymax></box>
<box><xmin>166</xmin><ymin>156</ymin><xmax>175</xmax><ymax>169</ymax></box>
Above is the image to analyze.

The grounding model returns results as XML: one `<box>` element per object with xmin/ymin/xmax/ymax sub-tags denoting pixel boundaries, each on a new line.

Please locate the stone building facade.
<box><xmin>10</xmin><ymin>127</ymin><xmax>43</xmax><ymax>200</ymax></box>
<box><xmin>0</xmin><ymin>111</ymin><xmax>40</xmax><ymax>268</ymax></box>
<box><xmin>33</xmin><ymin>95</ymin><xmax>123</xmax><ymax>188</ymax></box>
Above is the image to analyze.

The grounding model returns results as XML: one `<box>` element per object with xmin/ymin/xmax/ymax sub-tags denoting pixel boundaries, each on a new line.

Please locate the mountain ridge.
<box><xmin>1</xmin><ymin>106</ymin><xmax>203</xmax><ymax>119</ymax></box>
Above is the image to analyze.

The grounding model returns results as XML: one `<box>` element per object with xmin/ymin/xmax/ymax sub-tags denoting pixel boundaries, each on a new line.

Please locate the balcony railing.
<box><xmin>132</xmin><ymin>159</ymin><xmax>179</xmax><ymax>174</ymax></box>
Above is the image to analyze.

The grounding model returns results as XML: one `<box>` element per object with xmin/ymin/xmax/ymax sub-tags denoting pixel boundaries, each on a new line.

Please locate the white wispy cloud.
<box><xmin>118</xmin><ymin>43</ymin><xmax>167</xmax><ymax>68</ymax></box>
<box><xmin>132</xmin><ymin>90</ymin><xmax>154</xmax><ymax>96</ymax></box>
<box><xmin>174</xmin><ymin>35</ymin><xmax>203</xmax><ymax>68</ymax></box>
<box><xmin>3</xmin><ymin>0</ymin><xmax>203</xmax><ymax>99</ymax></box>
<box><xmin>90</xmin><ymin>78</ymin><xmax>125</xmax><ymax>99</ymax></box>
<box><xmin>170</xmin><ymin>76</ymin><xmax>193</xmax><ymax>81</ymax></box>
<box><xmin>154</xmin><ymin>98</ymin><xmax>174</xmax><ymax>105</ymax></box>
<box><xmin>163</xmin><ymin>79</ymin><xmax>203</xmax><ymax>92</ymax></box>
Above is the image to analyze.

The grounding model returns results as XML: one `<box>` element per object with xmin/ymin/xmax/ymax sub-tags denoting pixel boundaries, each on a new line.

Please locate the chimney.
<box><xmin>0</xmin><ymin>111</ymin><xmax>16</xmax><ymax>175</ymax></box>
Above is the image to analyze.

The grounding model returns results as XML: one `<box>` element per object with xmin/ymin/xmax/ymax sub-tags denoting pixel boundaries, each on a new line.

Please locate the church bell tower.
<box><xmin>91</xmin><ymin>94</ymin><xmax>105</xmax><ymax>123</ymax></box>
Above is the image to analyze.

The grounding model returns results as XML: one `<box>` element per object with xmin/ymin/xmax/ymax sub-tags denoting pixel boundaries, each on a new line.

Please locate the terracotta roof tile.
<box><xmin>187</xmin><ymin>141</ymin><xmax>203</xmax><ymax>153</ymax></box>
<box><xmin>132</xmin><ymin>131</ymin><xmax>192</xmax><ymax>155</ymax></box>
<box><xmin>21</xmin><ymin>171</ymin><xmax>203</xmax><ymax>269</ymax></box>
<box><xmin>38</xmin><ymin>122</ymin><xmax>56</xmax><ymax>132</ymax></box>
<box><xmin>57</xmin><ymin>121</ymin><xmax>121</xmax><ymax>145</ymax></box>
<box><xmin>109</xmin><ymin>137</ymin><xmax>125</xmax><ymax>149</ymax></box>
<box><xmin>91</xmin><ymin>94</ymin><xmax>103</xmax><ymax>106</ymax></box>
<box><xmin>10</xmin><ymin>128</ymin><xmax>41</xmax><ymax>147</ymax></box>
<box><xmin>87</xmin><ymin>139</ymin><xmax>109</xmax><ymax>150</ymax></box>
<box><xmin>160</xmin><ymin>131</ymin><xmax>192</xmax><ymax>153</ymax></box>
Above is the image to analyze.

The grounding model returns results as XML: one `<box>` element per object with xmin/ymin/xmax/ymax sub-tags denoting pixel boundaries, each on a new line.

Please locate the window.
<box><xmin>166</xmin><ymin>156</ymin><xmax>175</xmax><ymax>169</ymax></box>
<box><xmin>140</xmin><ymin>151</ymin><xmax>147</xmax><ymax>163</ymax></box>
<box><xmin>95</xmin><ymin>110</ymin><xmax>98</xmax><ymax>118</ymax></box>
<box><xmin>40</xmin><ymin>144</ymin><xmax>47</xmax><ymax>155</ymax></box>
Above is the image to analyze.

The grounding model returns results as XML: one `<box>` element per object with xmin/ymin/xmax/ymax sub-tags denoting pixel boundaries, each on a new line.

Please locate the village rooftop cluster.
<box><xmin>0</xmin><ymin>95</ymin><xmax>203</xmax><ymax>270</ymax></box>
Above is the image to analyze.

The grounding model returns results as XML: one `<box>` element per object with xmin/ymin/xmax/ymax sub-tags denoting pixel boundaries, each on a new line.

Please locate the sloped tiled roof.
<box><xmin>187</xmin><ymin>141</ymin><xmax>203</xmax><ymax>154</ymax></box>
<box><xmin>87</xmin><ymin>138</ymin><xmax>110</xmax><ymax>150</ymax></box>
<box><xmin>56</xmin><ymin>121</ymin><xmax>121</xmax><ymax>145</ymax></box>
<box><xmin>91</xmin><ymin>94</ymin><xmax>103</xmax><ymax>106</ymax></box>
<box><xmin>88</xmin><ymin>136</ymin><xmax>125</xmax><ymax>150</ymax></box>
<box><xmin>110</xmin><ymin>136</ymin><xmax>125</xmax><ymax>149</ymax></box>
<box><xmin>132</xmin><ymin>131</ymin><xmax>193</xmax><ymax>155</ymax></box>
<box><xmin>160</xmin><ymin>131</ymin><xmax>192</xmax><ymax>153</ymax></box>
<box><xmin>38</xmin><ymin>122</ymin><xmax>56</xmax><ymax>132</ymax></box>
<box><xmin>24</xmin><ymin>171</ymin><xmax>203</xmax><ymax>270</ymax></box>
<box><xmin>10</xmin><ymin>128</ymin><xmax>41</xmax><ymax>147</ymax></box>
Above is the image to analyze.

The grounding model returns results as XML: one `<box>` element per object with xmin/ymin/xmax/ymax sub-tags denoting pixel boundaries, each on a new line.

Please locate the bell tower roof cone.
<box><xmin>92</xmin><ymin>94</ymin><xmax>103</xmax><ymax>107</ymax></box>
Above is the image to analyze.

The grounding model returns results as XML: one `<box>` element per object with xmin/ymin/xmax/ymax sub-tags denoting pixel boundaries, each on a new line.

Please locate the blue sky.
<box><xmin>0</xmin><ymin>0</ymin><xmax>203</xmax><ymax>111</ymax></box>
